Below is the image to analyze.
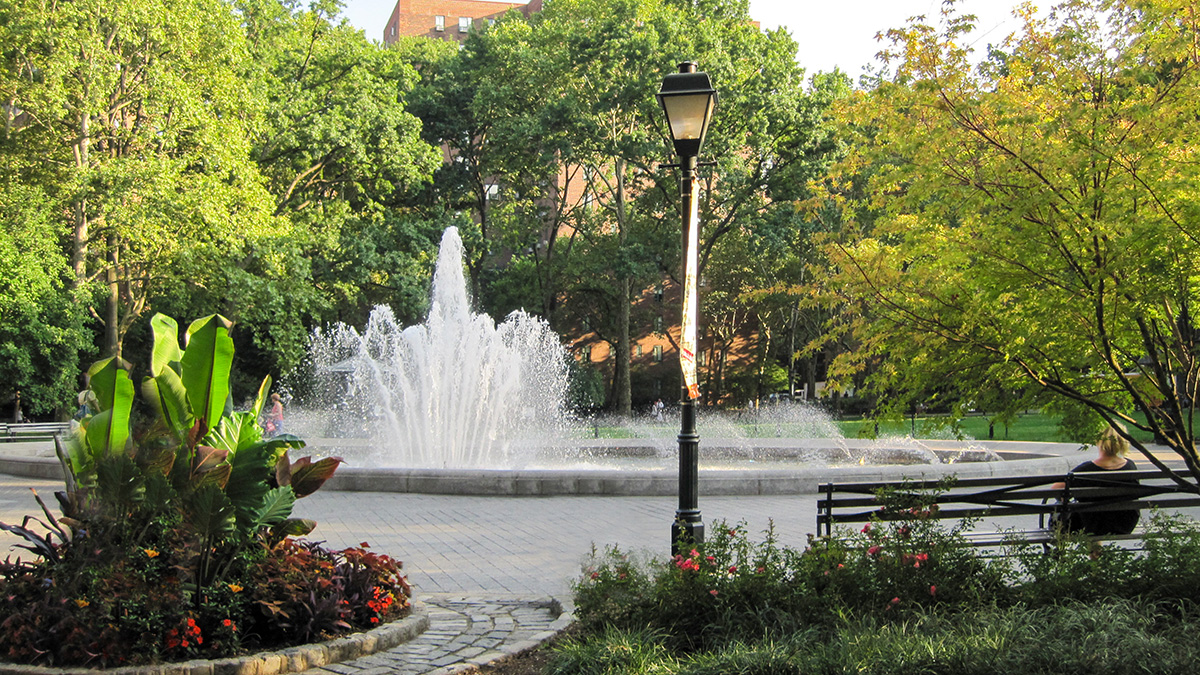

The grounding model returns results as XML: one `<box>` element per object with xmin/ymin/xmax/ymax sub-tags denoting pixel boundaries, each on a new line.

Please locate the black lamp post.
<box><xmin>657</xmin><ymin>62</ymin><xmax>717</xmax><ymax>555</ymax></box>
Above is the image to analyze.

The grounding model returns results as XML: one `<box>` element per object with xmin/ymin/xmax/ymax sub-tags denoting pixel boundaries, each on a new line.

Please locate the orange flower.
<box><xmin>144</xmin><ymin>549</ymin><xmax>160</xmax><ymax>558</ymax></box>
<box><xmin>75</xmin><ymin>598</ymin><xmax>89</xmax><ymax>608</ymax></box>
<box><xmin>228</xmin><ymin>583</ymin><xmax>243</xmax><ymax>593</ymax></box>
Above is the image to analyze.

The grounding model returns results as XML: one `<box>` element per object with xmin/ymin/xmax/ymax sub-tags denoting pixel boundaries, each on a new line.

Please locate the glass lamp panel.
<box><xmin>663</xmin><ymin>93</ymin><xmax>714</xmax><ymax>141</ymax></box>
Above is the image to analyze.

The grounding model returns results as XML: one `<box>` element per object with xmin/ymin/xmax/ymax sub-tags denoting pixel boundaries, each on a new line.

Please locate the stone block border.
<box><xmin>0</xmin><ymin>601</ymin><xmax>430</xmax><ymax>675</ymax></box>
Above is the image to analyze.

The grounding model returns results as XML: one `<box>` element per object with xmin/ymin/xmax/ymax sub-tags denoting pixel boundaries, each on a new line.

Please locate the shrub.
<box><xmin>571</xmin><ymin>491</ymin><xmax>1200</xmax><ymax>665</ymax></box>
<box><xmin>0</xmin><ymin>314</ymin><xmax>411</xmax><ymax>667</ymax></box>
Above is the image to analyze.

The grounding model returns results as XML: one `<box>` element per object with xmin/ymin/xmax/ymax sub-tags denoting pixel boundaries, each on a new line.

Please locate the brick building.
<box><xmin>382</xmin><ymin>0</ymin><xmax>543</xmax><ymax>44</ymax></box>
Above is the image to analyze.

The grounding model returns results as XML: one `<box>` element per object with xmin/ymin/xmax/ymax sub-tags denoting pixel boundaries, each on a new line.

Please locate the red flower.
<box><xmin>728</xmin><ymin>565</ymin><xmax>738</xmax><ymax>573</ymax></box>
<box><xmin>861</xmin><ymin>523</ymin><xmax>872</xmax><ymax>533</ymax></box>
<box><xmin>709</xmin><ymin>589</ymin><xmax>718</xmax><ymax>597</ymax></box>
<box><xmin>867</xmin><ymin>545</ymin><xmax>881</xmax><ymax>556</ymax></box>
<box><xmin>929</xmin><ymin>585</ymin><xmax>937</xmax><ymax>597</ymax></box>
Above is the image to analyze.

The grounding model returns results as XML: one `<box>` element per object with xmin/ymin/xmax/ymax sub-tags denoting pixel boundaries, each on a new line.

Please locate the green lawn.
<box><xmin>587</xmin><ymin>409</ymin><xmax>1168</xmax><ymax>444</ymax></box>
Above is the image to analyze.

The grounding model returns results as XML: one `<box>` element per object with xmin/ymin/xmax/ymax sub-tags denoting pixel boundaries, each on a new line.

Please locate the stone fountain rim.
<box><xmin>0</xmin><ymin>440</ymin><xmax>1088</xmax><ymax>497</ymax></box>
<box><xmin>312</xmin><ymin>439</ymin><xmax>1086</xmax><ymax>496</ymax></box>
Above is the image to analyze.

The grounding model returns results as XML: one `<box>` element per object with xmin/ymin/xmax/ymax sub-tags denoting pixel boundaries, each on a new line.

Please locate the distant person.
<box><xmin>265</xmin><ymin>392</ymin><xmax>284</xmax><ymax>437</ymax></box>
<box><xmin>11</xmin><ymin>390</ymin><xmax>23</xmax><ymax>423</ymax></box>
<box><xmin>74</xmin><ymin>390</ymin><xmax>97</xmax><ymax>421</ymax></box>
<box><xmin>1053</xmin><ymin>426</ymin><xmax>1140</xmax><ymax>536</ymax></box>
<box><xmin>653</xmin><ymin>398</ymin><xmax>665</xmax><ymax>422</ymax></box>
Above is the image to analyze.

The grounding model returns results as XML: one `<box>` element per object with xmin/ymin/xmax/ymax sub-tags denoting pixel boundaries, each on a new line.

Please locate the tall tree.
<box><xmin>820</xmin><ymin>0</ymin><xmax>1200</xmax><ymax>485</ymax></box>
<box><xmin>1</xmin><ymin>0</ymin><xmax>276</xmax><ymax>359</ymax></box>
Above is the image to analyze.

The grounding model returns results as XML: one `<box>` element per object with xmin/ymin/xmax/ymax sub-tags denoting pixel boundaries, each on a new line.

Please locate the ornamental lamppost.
<box><xmin>657</xmin><ymin>61</ymin><xmax>717</xmax><ymax>555</ymax></box>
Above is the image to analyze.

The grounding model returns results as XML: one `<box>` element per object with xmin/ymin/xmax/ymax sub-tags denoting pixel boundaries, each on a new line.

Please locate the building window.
<box><xmin>435</xmin><ymin>15</ymin><xmax>445</xmax><ymax>31</ymax></box>
<box><xmin>580</xmin><ymin>346</ymin><xmax>591</xmax><ymax>362</ymax></box>
<box><xmin>654</xmin><ymin>284</ymin><xmax>663</xmax><ymax>302</ymax></box>
<box><xmin>390</xmin><ymin>24</ymin><xmax>396</xmax><ymax>37</ymax></box>
<box><xmin>487</xmin><ymin>18</ymin><xmax>496</xmax><ymax>27</ymax></box>
<box><xmin>634</xmin><ymin>344</ymin><xmax>643</xmax><ymax>358</ymax></box>
<box><xmin>697</xmin><ymin>350</ymin><xmax>706</xmax><ymax>367</ymax></box>
<box><xmin>485</xmin><ymin>183</ymin><xmax>499</xmax><ymax>201</ymax></box>
<box><xmin>459</xmin><ymin>16</ymin><xmax>471</xmax><ymax>32</ymax></box>
<box><xmin>654</xmin><ymin>316</ymin><xmax>663</xmax><ymax>334</ymax></box>
<box><xmin>653</xmin><ymin>345</ymin><xmax>663</xmax><ymax>363</ymax></box>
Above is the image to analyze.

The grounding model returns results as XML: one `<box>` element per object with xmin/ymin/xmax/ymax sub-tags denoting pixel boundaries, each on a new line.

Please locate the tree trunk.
<box><xmin>105</xmin><ymin>233</ymin><xmax>120</xmax><ymax>359</ymax></box>
<box><xmin>71</xmin><ymin>113</ymin><xmax>90</xmax><ymax>286</ymax></box>
<box><xmin>612</xmin><ymin>158</ymin><xmax>632</xmax><ymax>416</ymax></box>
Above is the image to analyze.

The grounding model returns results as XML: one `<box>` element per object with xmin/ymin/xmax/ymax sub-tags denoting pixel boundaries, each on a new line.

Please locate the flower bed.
<box><xmin>0</xmin><ymin>314</ymin><xmax>413</xmax><ymax>668</ymax></box>
<box><xmin>563</xmin><ymin>481</ymin><xmax>1200</xmax><ymax>673</ymax></box>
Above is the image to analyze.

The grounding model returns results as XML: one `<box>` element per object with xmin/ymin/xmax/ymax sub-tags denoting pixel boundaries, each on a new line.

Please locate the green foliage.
<box><xmin>819</xmin><ymin>0</ymin><xmax>1200</xmax><ymax>483</ymax></box>
<box><xmin>0</xmin><ymin>185</ymin><xmax>91</xmax><ymax>416</ymax></box>
<box><xmin>566</xmin><ymin>508</ymin><xmax>1200</xmax><ymax>674</ymax></box>
<box><xmin>0</xmin><ymin>312</ymin><xmax>376</xmax><ymax>667</ymax></box>
<box><xmin>0</xmin><ymin>535</ymin><xmax>410</xmax><ymax>666</ymax></box>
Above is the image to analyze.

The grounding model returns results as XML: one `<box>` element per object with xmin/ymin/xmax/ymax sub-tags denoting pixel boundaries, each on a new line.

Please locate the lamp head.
<box><xmin>656</xmin><ymin>62</ymin><xmax>717</xmax><ymax>159</ymax></box>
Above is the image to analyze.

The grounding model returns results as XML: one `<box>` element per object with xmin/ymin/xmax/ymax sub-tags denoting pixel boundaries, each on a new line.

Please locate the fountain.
<box><xmin>290</xmin><ymin>227</ymin><xmax>1073</xmax><ymax>495</ymax></box>
<box><xmin>305</xmin><ymin>227</ymin><xmax>569</xmax><ymax>469</ymax></box>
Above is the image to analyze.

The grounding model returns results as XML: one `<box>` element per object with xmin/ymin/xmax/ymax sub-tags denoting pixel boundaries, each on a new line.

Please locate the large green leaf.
<box><xmin>247</xmin><ymin>486</ymin><xmax>296</xmax><ymax>532</ymax></box>
<box><xmin>251</xmin><ymin>376</ymin><xmax>272</xmax><ymax>423</ymax></box>
<box><xmin>148</xmin><ymin>313</ymin><xmax>183</xmax><ymax>377</ymax></box>
<box><xmin>180</xmin><ymin>315</ymin><xmax>235</xmax><ymax>431</ymax></box>
<box><xmin>95</xmin><ymin>456</ymin><xmax>146</xmax><ymax>510</ymax></box>
<box><xmin>185</xmin><ymin>484</ymin><xmax>236</xmax><ymax>542</ymax></box>
<box><xmin>142</xmin><ymin>367</ymin><xmax>191</xmax><ymax>438</ymax></box>
<box><xmin>84</xmin><ymin>359</ymin><xmax>135</xmax><ymax>457</ymax></box>
<box><xmin>206</xmin><ymin>412</ymin><xmax>259</xmax><ymax>454</ymax></box>
<box><xmin>226</xmin><ymin>439</ymin><xmax>277</xmax><ymax>526</ymax></box>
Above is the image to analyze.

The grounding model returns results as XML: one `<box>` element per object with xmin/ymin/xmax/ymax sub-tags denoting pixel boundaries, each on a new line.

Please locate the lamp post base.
<box><xmin>672</xmin><ymin>512</ymin><xmax>704</xmax><ymax>556</ymax></box>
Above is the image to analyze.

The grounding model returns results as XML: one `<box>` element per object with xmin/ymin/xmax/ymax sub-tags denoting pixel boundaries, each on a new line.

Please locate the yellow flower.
<box><xmin>75</xmin><ymin>599</ymin><xmax>89</xmax><ymax>608</ymax></box>
<box><xmin>144</xmin><ymin>549</ymin><xmax>159</xmax><ymax>558</ymax></box>
<box><xmin>228</xmin><ymin>583</ymin><xmax>243</xmax><ymax>593</ymax></box>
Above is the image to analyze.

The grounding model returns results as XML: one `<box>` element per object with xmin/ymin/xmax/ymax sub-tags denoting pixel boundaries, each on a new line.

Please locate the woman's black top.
<box><xmin>1062</xmin><ymin>459</ymin><xmax>1139</xmax><ymax>536</ymax></box>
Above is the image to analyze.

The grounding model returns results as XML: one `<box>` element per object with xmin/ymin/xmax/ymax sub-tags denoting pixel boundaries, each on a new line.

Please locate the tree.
<box><xmin>0</xmin><ymin>185</ymin><xmax>92</xmax><ymax>416</ymax></box>
<box><xmin>820</xmin><ymin>0</ymin><xmax>1200</xmax><ymax>485</ymax></box>
<box><xmin>157</xmin><ymin>0</ymin><xmax>443</xmax><ymax>384</ymax></box>
<box><xmin>1</xmin><ymin>0</ymin><xmax>277</xmax><ymax>360</ymax></box>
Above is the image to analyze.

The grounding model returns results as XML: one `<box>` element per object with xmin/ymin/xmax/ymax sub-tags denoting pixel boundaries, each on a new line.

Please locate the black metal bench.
<box><xmin>817</xmin><ymin>471</ymin><xmax>1200</xmax><ymax>547</ymax></box>
<box><xmin>0</xmin><ymin>422</ymin><xmax>73</xmax><ymax>442</ymax></box>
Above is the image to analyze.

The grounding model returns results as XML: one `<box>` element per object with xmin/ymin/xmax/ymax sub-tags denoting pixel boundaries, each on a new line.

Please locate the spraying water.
<box><xmin>308</xmin><ymin>227</ymin><xmax>570</xmax><ymax>468</ymax></box>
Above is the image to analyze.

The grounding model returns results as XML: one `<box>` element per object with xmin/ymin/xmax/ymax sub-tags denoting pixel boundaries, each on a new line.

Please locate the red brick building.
<box><xmin>382</xmin><ymin>0</ymin><xmax>544</xmax><ymax>44</ymax></box>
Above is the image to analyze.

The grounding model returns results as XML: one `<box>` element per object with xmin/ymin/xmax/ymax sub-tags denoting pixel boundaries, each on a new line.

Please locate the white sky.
<box><xmin>338</xmin><ymin>0</ymin><xmax>1044</xmax><ymax>77</ymax></box>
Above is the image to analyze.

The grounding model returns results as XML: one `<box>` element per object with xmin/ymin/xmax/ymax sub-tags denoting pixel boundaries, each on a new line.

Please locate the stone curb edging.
<box><xmin>0</xmin><ymin>601</ymin><xmax>430</xmax><ymax>675</ymax></box>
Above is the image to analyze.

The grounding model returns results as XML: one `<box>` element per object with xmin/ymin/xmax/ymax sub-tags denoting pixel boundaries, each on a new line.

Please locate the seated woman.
<box><xmin>1052</xmin><ymin>426</ymin><xmax>1140</xmax><ymax>536</ymax></box>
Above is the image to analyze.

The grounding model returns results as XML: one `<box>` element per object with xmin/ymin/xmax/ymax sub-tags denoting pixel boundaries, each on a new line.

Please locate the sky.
<box><xmin>337</xmin><ymin>0</ymin><xmax>1045</xmax><ymax>77</ymax></box>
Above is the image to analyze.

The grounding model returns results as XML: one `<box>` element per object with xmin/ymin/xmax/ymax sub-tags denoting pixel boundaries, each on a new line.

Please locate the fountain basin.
<box><xmin>313</xmin><ymin>440</ymin><xmax>1080</xmax><ymax>496</ymax></box>
<box><xmin>0</xmin><ymin>440</ymin><xmax>1081</xmax><ymax>496</ymax></box>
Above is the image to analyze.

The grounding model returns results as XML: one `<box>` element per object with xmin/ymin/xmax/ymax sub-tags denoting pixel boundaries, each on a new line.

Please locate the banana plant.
<box><xmin>69</xmin><ymin>313</ymin><xmax>342</xmax><ymax>546</ymax></box>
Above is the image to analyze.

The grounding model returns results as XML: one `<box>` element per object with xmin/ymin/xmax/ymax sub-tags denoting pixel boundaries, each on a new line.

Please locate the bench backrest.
<box><xmin>3</xmin><ymin>422</ymin><xmax>73</xmax><ymax>438</ymax></box>
<box><xmin>817</xmin><ymin>471</ymin><xmax>1200</xmax><ymax>537</ymax></box>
